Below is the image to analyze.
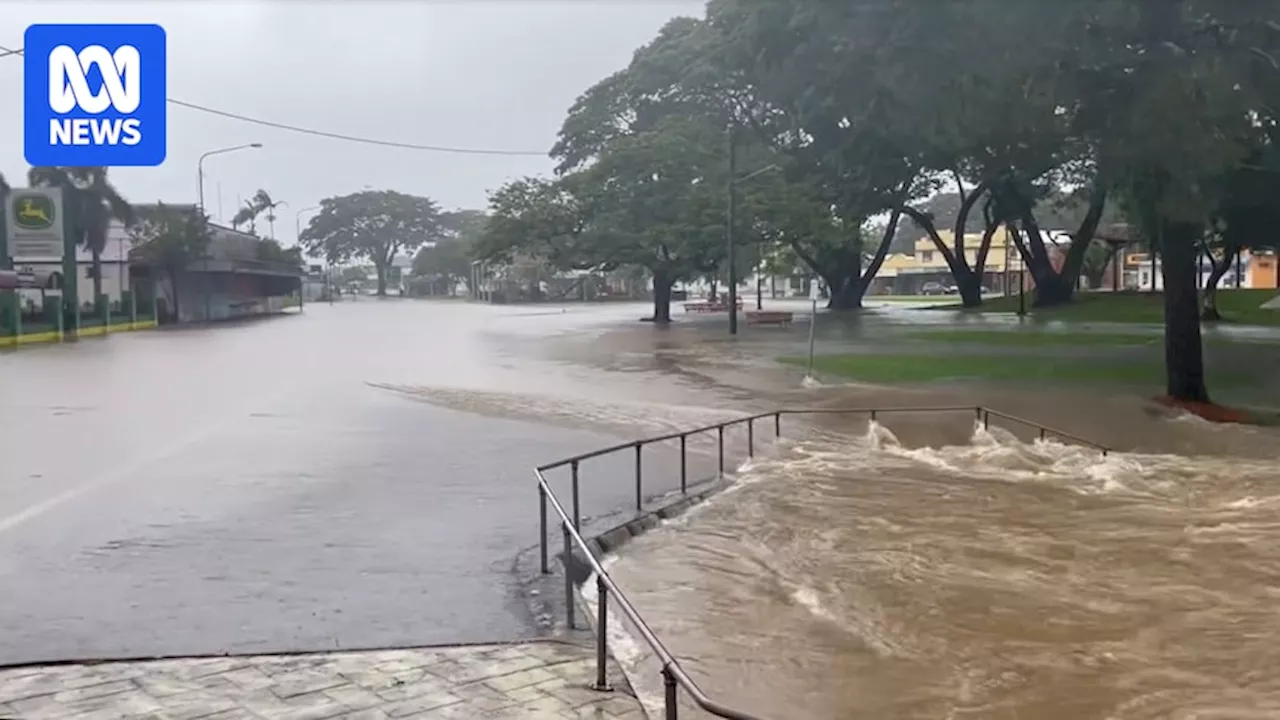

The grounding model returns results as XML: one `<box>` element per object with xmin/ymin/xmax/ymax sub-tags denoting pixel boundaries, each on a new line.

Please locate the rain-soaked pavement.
<box><xmin>0</xmin><ymin>300</ymin><xmax>739</xmax><ymax>664</ymax></box>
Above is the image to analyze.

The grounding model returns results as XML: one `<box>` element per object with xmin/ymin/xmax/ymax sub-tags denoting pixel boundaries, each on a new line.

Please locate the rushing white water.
<box><xmin>594</xmin><ymin>419</ymin><xmax>1280</xmax><ymax>719</ymax></box>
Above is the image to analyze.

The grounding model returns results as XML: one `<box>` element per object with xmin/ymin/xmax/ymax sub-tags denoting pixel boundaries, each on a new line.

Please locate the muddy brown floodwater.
<box><xmin>590</xmin><ymin>393</ymin><xmax>1280</xmax><ymax>719</ymax></box>
<box><xmin>536</xmin><ymin>313</ymin><xmax>1280</xmax><ymax>720</ymax></box>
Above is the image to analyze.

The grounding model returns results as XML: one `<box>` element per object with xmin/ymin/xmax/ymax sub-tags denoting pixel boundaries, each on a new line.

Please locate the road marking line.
<box><xmin>0</xmin><ymin>388</ymin><xmax>298</xmax><ymax>536</ymax></box>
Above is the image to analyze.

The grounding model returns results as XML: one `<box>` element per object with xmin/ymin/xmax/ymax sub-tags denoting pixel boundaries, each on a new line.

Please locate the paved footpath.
<box><xmin>0</xmin><ymin>641</ymin><xmax>646</xmax><ymax>720</ymax></box>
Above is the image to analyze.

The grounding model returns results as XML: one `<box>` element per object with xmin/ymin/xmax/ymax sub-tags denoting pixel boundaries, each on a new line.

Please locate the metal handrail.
<box><xmin>534</xmin><ymin>405</ymin><xmax>1108</xmax><ymax>720</ymax></box>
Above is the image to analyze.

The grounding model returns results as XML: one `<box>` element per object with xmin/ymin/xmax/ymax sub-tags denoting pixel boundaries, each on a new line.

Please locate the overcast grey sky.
<box><xmin>0</xmin><ymin>0</ymin><xmax>701</xmax><ymax>243</ymax></box>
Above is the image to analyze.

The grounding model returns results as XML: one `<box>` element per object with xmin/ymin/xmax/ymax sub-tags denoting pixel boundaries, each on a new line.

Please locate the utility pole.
<box><xmin>726</xmin><ymin>122</ymin><xmax>738</xmax><ymax>336</ymax></box>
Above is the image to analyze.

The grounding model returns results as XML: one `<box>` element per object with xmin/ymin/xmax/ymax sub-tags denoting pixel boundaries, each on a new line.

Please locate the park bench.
<box><xmin>744</xmin><ymin>310</ymin><xmax>794</xmax><ymax>327</ymax></box>
<box><xmin>683</xmin><ymin>298</ymin><xmax>744</xmax><ymax>313</ymax></box>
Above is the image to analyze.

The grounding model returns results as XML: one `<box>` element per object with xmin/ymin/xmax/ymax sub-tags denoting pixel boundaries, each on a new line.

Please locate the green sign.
<box><xmin>4</xmin><ymin>187</ymin><xmax>65</xmax><ymax>261</ymax></box>
<box><xmin>12</xmin><ymin>193</ymin><xmax>56</xmax><ymax>230</ymax></box>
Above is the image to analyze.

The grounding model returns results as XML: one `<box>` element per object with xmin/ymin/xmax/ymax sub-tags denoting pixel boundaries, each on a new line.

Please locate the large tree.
<box><xmin>128</xmin><ymin>204</ymin><xmax>213</xmax><ymax>322</ymax></box>
<box><xmin>411</xmin><ymin>210</ymin><xmax>486</xmax><ymax>296</ymax></box>
<box><xmin>299</xmin><ymin>190</ymin><xmax>442</xmax><ymax>296</ymax></box>
<box><xmin>1076</xmin><ymin>0</ymin><xmax>1280</xmax><ymax>402</ymax></box>
<box><xmin>28</xmin><ymin>166</ymin><xmax>135</xmax><ymax>305</ymax></box>
<box><xmin>480</xmin><ymin>116</ymin><xmax>727</xmax><ymax>322</ymax></box>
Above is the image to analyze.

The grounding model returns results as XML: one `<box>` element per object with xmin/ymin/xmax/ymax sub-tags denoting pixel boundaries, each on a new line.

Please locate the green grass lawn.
<box><xmin>933</xmin><ymin>289</ymin><xmax>1280</xmax><ymax>325</ymax></box>
<box><xmin>780</xmin><ymin>353</ymin><xmax>1165</xmax><ymax>384</ymax></box>
<box><xmin>904</xmin><ymin>329</ymin><xmax>1161</xmax><ymax>347</ymax></box>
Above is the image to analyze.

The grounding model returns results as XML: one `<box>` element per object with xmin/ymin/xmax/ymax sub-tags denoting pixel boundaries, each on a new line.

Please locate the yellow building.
<box><xmin>872</xmin><ymin>229</ymin><xmax>1034</xmax><ymax>295</ymax></box>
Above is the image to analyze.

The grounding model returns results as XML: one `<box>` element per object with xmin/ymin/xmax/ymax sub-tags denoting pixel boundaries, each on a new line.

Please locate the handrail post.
<box><xmin>663</xmin><ymin>666</ymin><xmax>679</xmax><ymax>719</ymax></box>
<box><xmin>571</xmin><ymin>460</ymin><xmax>582</xmax><ymax>531</ymax></box>
<box><xmin>634</xmin><ymin>442</ymin><xmax>643</xmax><ymax>512</ymax></box>
<box><xmin>717</xmin><ymin>425</ymin><xmax>725</xmax><ymax>476</ymax></box>
<box><xmin>594</xmin><ymin>576</ymin><xmax>612</xmax><ymax>691</ymax></box>
<box><xmin>1040</xmin><ymin>428</ymin><xmax>1046</xmax><ymax>441</ymax></box>
<box><xmin>983</xmin><ymin>410</ymin><xmax>990</xmax><ymax>430</ymax></box>
<box><xmin>679</xmin><ymin>434</ymin><xmax>687</xmax><ymax>494</ymax></box>
<box><xmin>774</xmin><ymin>412</ymin><xmax>780</xmax><ymax>437</ymax></box>
<box><xmin>747</xmin><ymin>418</ymin><xmax>754</xmax><ymax>457</ymax></box>
<box><xmin>538</xmin><ymin>484</ymin><xmax>549</xmax><ymax>574</ymax></box>
<box><xmin>563</xmin><ymin>523</ymin><xmax>575</xmax><ymax>630</ymax></box>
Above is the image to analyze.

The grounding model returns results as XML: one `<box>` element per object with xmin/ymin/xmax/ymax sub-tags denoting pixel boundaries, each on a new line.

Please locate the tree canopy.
<box><xmin>411</xmin><ymin>209</ymin><xmax>487</xmax><ymax>295</ymax></box>
<box><xmin>128</xmin><ymin>203</ymin><xmax>213</xmax><ymax>321</ymax></box>
<box><xmin>298</xmin><ymin>190</ymin><xmax>442</xmax><ymax>296</ymax></box>
<box><xmin>473</xmin><ymin>0</ymin><xmax>1280</xmax><ymax>402</ymax></box>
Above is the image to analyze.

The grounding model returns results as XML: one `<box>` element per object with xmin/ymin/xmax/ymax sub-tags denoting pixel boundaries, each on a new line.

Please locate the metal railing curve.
<box><xmin>534</xmin><ymin>405</ymin><xmax>1108</xmax><ymax>720</ymax></box>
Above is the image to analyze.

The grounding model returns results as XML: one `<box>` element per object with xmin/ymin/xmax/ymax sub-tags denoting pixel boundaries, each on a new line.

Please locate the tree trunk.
<box><xmin>1201</xmin><ymin>252</ymin><xmax>1232</xmax><ymax>321</ymax></box>
<box><xmin>1161</xmin><ymin>222</ymin><xmax>1210</xmax><ymax>403</ymax></box>
<box><xmin>956</xmin><ymin>276</ymin><xmax>983</xmax><ymax>306</ymax></box>
<box><xmin>650</xmin><ymin>270</ymin><xmax>673</xmax><ymax>323</ymax></box>
<box><xmin>167</xmin><ymin>267</ymin><xmax>181</xmax><ymax>323</ymax></box>
<box><xmin>91</xmin><ymin>249</ymin><xmax>103</xmax><ymax>306</ymax></box>
<box><xmin>375</xmin><ymin>265</ymin><xmax>387</xmax><ymax>296</ymax></box>
<box><xmin>1033</xmin><ymin>274</ymin><xmax>1075</xmax><ymax>307</ymax></box>
<box><xmin>826</xmin><ymin>275</ymin><xmax>863</xmax><ymax>310</ymax></box>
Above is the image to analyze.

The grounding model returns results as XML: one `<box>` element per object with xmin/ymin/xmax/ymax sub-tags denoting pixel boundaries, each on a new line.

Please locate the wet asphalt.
<box><xmin>0</xmin><ymin>300</ymin><xmax>693</xmax><ymax>664</ymax></box>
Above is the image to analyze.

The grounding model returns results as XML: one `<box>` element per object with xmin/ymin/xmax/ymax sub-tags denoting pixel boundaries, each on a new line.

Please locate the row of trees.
<box><xmin>471</xmin><ymin>0</ymin><xmax>1280</xmax><ymax>404</ymax></box>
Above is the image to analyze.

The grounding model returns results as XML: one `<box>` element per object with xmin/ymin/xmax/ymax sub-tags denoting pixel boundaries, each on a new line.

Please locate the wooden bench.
<box><xmin>745</xmin><ymin>310</ymin><xmax>794</xmax><ymax>327</ymax></box>
<box><xmin>683</xmin><ymin>299</ymin><xmax>744</xmax><ymax>313</ymax></box>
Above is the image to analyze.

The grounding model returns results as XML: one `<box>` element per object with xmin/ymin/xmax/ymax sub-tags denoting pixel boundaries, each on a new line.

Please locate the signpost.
<box><xmin>806</xmin><ymin>278</ymin><xmax>820</xmax><ymax>380</ymax></box>
<box><xmin>5</xmin><ymin>188</ymin><xmax>65</xmax><ymax>261</ymax></box>
<box><xmin>4</xmin><ymin>187</ymin><xmax>76</xmax><ymax>339</ymax></box>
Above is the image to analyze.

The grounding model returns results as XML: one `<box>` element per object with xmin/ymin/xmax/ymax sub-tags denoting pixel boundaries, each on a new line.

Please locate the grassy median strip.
<box><xmin>780</xmin><ymin>354</ymin><xmax>1161</xmax><ymax>384</ymax></box>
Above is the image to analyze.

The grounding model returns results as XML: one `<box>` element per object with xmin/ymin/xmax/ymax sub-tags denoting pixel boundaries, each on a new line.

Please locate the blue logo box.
<box><xmin>24</xmin><ymin>23</ymin><xmax>167</xmax><ymax>167</ymax></box>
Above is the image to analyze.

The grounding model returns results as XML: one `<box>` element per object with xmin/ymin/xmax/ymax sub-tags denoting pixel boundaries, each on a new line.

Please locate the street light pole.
<box><xmin>197</xmin><ymin>143</ymin><xmax>263</xmax><ymax>214</ymax></box>
<box><xmin>726</xmin><ymin>122</ymin><xmax>738</xmax><ymax>336</ymax></box>
<box><xmin>296</xmin><ymin>205</ymin><xmax>320</xmax><ymax>246</ymax></box>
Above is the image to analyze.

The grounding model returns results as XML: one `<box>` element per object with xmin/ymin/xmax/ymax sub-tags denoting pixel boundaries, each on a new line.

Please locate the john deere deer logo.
<box><xmin>12</xmin><ymin>195</ymin><xmax>56</xmax><ymax>231</ymax></box>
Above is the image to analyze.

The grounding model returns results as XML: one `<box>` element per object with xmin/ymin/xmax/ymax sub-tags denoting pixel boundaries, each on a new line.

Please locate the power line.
<box><xmin>0</xmin><ymin>42</ymin><xmax>548</xmax><ymax>157</ymax></box>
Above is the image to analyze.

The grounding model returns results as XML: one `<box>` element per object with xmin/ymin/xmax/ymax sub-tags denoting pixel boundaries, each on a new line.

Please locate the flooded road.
<box><xmin>0</xmin><ymin>300</ymin><xmax>735</xmax><ymax>663</ymax></box>
<box><xmin>4</xmin><ymin>296</ymin><xmax>1278</xmax><ymax>720</ymax></box>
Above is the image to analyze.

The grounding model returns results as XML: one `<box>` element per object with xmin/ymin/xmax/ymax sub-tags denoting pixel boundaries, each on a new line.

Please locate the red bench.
<box><xmin>744</xmin><ymin>310</ymin><xmax>794</xmax><ymax>327</ymax></box>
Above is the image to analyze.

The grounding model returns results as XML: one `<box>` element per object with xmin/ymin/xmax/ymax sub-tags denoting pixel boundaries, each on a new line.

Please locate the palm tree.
<box><xmin>231</xmin><ymin>189</ymin><xmax>286</xmax><ymax>239</ymax></box>
<box><xmin>28</xmin><ymin>166</ymin><xmax>135</xmax><ymax>305</ymax></box>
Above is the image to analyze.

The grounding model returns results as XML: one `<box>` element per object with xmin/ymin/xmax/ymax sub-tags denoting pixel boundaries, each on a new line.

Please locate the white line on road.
<box><xmin>0</xmin><ymin>387</ymin><xmax>299</xmax><ymax>536</ymax></box>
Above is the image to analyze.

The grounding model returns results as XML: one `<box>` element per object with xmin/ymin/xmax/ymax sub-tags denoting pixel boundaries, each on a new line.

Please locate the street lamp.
<box><xmin>725</xmin><ymin>120</ymin><xmax>781</xmax><ymax>335</ymax></box>
<box><xmin>197</xmin><ymin>143</ymin><xmax>262</xmax><ymax>214</ymax></box>
<box><xmin>296</xmin><ymin>206</ymin><xmax>320</xmax><ymax>246</ymax></box>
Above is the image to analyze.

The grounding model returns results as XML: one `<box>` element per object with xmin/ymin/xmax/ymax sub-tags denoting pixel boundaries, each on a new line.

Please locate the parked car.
<box><xmin>921</xmin><ymin>281</ymin><xmax>947</xmax><ymax>296</ymax></box>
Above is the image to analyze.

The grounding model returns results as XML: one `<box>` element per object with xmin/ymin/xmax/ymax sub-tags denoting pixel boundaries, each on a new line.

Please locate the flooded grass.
<box><xmin>780</xmin><ymin>353</ymin><xmax>1162</xmax><ymax>384</ymax></box>
<box><xmin>905</xmin><ymin>330</ymin><xmax>1160</xmax><ymax>346</ymax></box>
<box><xmin>932</xmin><ymin>289</ymin><xmax>1280</xmax><ymax>325</ymax></box>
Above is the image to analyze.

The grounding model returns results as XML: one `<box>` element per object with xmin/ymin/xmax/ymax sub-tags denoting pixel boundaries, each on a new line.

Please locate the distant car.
<box><xmin>921</xmin><ymin>282</ymin><xmax>947</xmax><ymax>296</ymax></box>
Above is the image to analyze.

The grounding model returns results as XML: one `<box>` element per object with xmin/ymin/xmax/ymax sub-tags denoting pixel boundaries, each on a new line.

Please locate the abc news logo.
<box><xmin>48</xmin><ymin>44</ymin><xmax>143</xmax><ymax>147</ymax></box>
<box><xmin>24</xmin><ymin>24</ymin><xmax>167</xmax><ymax>167</ymax></box>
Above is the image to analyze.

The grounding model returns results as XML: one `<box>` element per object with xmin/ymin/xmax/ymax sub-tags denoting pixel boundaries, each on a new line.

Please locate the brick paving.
<box><xmin>0</xmin><ymin>641</ymin><xmax>646</xmax><ymax>720</ymax></box>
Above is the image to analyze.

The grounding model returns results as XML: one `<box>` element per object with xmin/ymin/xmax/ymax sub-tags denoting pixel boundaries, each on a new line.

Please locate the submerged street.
<box><xmin>3</xmin><ymin>299</ymin><xmax>1279</xmax><ymax>719</ymax></box>
<box><xmin>0</xmin><ymin>301</ymin><xmax>727</xmax><ymax>664</ymax></box>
